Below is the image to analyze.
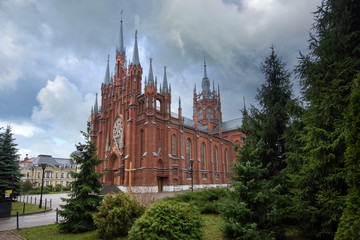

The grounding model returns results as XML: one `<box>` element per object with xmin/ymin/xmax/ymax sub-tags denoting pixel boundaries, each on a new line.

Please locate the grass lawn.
<box><xmin>11</xmin><ymin>201</ymin><xmax>46</xmax><ymax>215</ymax></box>
<box><xmin>15</xmin><ymin>214</ymin><xmax>224</xmax><ymax>240</ymax></box>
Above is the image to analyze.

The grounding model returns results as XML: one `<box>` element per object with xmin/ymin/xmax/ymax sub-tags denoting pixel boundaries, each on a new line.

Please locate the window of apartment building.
<box><xmin>56</xmin><ymin>171</ymin><xmax>58</xmax><ymax>179</ymax></box>
<box><xmin>27</xmin><ymin>172</ymin><xmax>30</xmax><ymax>178</ymax></box>
<box><xmin>38</xmin><ymin>171</ymin><xmax>41</xmax><ymax>178</ymax></box>
<box><xmin>61</xmin><ymin>173</ymin><xmax>64</xmax><ymax>179</ymax></box>
<box><xmin>60</xmin><ymin>181</ymin><xmax>63</xmax><ymax>186</ymax></box>
<box><xmin>67</xmin><ymin>172</ymin><xmax>70</xmax><ymax>179</ymax></box>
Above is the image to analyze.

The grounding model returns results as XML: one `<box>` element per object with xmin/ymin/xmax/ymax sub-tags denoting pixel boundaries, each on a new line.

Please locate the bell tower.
<box><xmin>193</xmin><ymin>59</ymin><xmax>222</xmax><ymax>132</ymax></box>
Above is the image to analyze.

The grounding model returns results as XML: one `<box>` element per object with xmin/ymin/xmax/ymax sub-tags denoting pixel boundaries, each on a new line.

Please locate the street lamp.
<box><xmin>190</xmin><ymin>159</ymin><xmax>194</xmax><ymax>192</ymax></box>
<box><xmin>39</xmin><ymin>163</ymin><xmax>47</xmax><ymax>208</ymax></box>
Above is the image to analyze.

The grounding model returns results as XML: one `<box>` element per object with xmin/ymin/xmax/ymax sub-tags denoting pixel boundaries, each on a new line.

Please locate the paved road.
<box><xmin>0</xmin><ymin>193</ymin><xmax>70</xmax><ymax>231</ymax></box>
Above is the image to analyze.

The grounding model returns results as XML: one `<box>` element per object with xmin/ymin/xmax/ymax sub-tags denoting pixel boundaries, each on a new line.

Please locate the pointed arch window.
<box><xmin>140</xmin><ymin>129</ymin><xmax>145</xmax><ymax>155</ymax></box>
<box><xmin>207</xmin><ymin>108</ymin><xmax>212</xmax><ymax>120</ymax></box>
<box><xmin>225</xmin><ymin>149</ymin><xmax>229</xmax><ymax>171</ymax></box>
<box><xmin>198</xmin><ymin>108</ymin><xmax>203</xmax><ymax>119</ymax></box>
<box><xmin>201</xmin><ymin>142</ymin><xmax>206</xmax><ymax>170</ymax></box>
<box><xmin>214</xmin><ymin>146</ymin><xmax>218</xmax><ymax>171</ymax></box>
<box><xmin>172</xmin><ymin>134</ymin><xmax>176</xmax><ymax>156</ymax></box>
<box><xmin>186</xmin><ymin>138</ymin><xmax>192</xmax><ymax>178</ymax></box>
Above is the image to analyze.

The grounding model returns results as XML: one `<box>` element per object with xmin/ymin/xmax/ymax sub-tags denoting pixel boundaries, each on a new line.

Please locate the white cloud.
<box><xmin>32</xmin><ymin>75</ymin><xmax>93</xmax><ymax>128</ymax></box>
<box><xmin>0</xmin><ymin>121</ymin><xmax>40</xmax><ymax>137</ymax></box>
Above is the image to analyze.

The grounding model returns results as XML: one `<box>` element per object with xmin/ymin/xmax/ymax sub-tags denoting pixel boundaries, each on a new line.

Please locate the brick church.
<box><xmin>91</xmin><ymin>17</ymin><xmax>244</xmax><ymax>192</ymax></box>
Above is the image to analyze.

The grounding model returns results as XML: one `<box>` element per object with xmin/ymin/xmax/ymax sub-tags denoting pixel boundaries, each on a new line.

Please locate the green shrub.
<box><xmin>162</xmin><ymin>188</ymin><xmax>227</xmax><ymax>214</ymax></box>
<box><xmin>93</xmin><ymin>192</ymin><xmax>145</xmax><ymax>239</ymax></box>
<box><xmin>21</xmin><ymin>180</ymin><xmax>33</xmax><ymax>193</ymax></box>
<box><xmin>54</xmin><ymin>184</ymin><xmax>62</xmax><ymax>192</ymax></box>
<box><xmin>44</xmin><ymin>185</ymin><xmax>53</xmax><ymax>192</ymax></box>
<box><xmin>128</xmin><ymin>201</ymin><xmax>204</xmax><ymax>240</ymax></box>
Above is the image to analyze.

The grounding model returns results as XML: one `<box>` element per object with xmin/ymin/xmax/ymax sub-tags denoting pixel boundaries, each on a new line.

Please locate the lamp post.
<box><xmin>39</xmin><ymin>163</ymin><xmax>47</xmax><ymax>208</ymax></box>
<box><xmin>190</xmin><ymin>159</ymin><xmax>194</xmax><ymax>192</ymax></box>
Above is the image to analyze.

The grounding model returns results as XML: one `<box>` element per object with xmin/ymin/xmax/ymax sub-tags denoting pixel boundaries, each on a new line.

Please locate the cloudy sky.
<box><xmin>0</xmin><ymin>0</ymin><xmax>321</xmax><ymax>159</ymax></box>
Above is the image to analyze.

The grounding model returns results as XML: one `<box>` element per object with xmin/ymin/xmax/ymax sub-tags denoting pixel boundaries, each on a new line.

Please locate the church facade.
<box><xmin>91</xmin><ymin>18</ymin><xmax>244</xmax><ymax>192</ymax></box>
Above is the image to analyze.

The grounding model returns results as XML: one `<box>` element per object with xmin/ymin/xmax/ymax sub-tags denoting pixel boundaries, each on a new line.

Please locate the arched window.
<box><xmin>186</xmin><ymin>138</ymin><xmax>191</xmax><ymax>170</ymax></box>
<box><xmin>201</xmin><ymin>142</ymin><xmax>206</xmax><ymax>170</ymax></box>
<box><xmin>214</xmin><ymin>146</ymin><xmax>218</xmax><ymax>171</ymax></box>
<box><xmin>207</xmin><ymin>108</ymin><xmax>212</xmax><ymax>120</ymax></box>
<box><xmin>198</xmin><ymin>108</ymin><xmax>203</xmax><ymax>119</ymax></box>
<box><xmin>140</xmin><ymin>129</ymin><xmax>145</xmax><ymax>155</ymax></box>
<box><xmin>225</xmin><ymin>149</ymin><xmax>229</xmax><ymax>171</ymax></box>
<box><xmin>172</xmin><ymin>134</ymin><xmax>176</xmax><ymax>156</ymax></box>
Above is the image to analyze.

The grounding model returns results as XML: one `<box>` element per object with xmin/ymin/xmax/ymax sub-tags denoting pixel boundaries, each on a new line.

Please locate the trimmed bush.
<box><xmin>93</xmin><ymin>192</ymin><xmax>145</xmax><ymax>239</ymax></box>
<box><xmin>161</xmin><ymin>188</ymin><xmax>227</xmax><ymax>214</ymax></box>
<box><xmin>128</xmin><ymin>201</ymin><xmax>204</xmax><ymax>240</ymax></box>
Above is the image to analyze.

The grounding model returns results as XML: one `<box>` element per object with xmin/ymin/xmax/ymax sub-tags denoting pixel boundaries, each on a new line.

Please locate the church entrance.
<box><xmin>157</xmin><ymin>177</ymin><xmax>165</xmax><ymax>192</ymax></box>
<box><xmin>105</xmin><ymin>170</ymin><xmax>114</xmax><ymax>185</ymax></box>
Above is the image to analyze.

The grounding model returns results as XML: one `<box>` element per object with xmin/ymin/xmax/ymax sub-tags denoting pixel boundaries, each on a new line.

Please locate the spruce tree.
<box><xmin>220</xmin><ymin>46</ymin><xmax>294</xmax><ymax>239</ymax></box>
<box><xmin>335</xmin><ymin>76</ymin><xmax>360</xmax><ymax>239</ymax></box>
<box><xmin>220</xmin><ymin>106</ymin><xmax>280</xmax><ymax>240</ymax></box>
<box><xmin>0</xmin><ymin>126</ymin><xmax>22</xmax><ymax>200</ymax></box>
<box><xmin>58</xmin><ymin>121</ymin><xmax>105</xmax><ymax>233</ymax></box>
<box><xmin>288</xmin><ymin>0</ymin><xmax>360</xmax><ymax>238</ymax></box>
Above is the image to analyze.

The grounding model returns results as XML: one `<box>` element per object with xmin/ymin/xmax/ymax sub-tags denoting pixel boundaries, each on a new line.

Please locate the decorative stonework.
<box><xmin>113</xmin><ymin>116</ymin><xmax>124</xmax><ymax>152</ymax></box>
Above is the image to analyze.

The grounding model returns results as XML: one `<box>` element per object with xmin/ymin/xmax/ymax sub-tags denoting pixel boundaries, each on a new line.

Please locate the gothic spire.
<box><xmin>162</xmin><ymin>66</ymin><xmax>168</xmax><ymax>93</ymax></box>
<box><xmin>117</xmin><ymin>10</ymin><xmax>125</xmax><ymax>55</ymax></box>
<box><xmin>103</xmin><ymin>55</ymin><xmax>110</xmax><ymax>85</ymax></box>
<box><xmin>94</xmin><ymin>93</ymin><xmax>99</xmax><ymax>114</ymax></box>
<box><xmin>131</xmin><ymin>30</ymin><xmax>140</xmax><ymax>65</ymax></box>
<box><xmin>194</xmin><ymin>83</ymin><xmax>196</xmax><ymax>95</ymax></box>
<box><xmin>155</xmin><ymin>76</ymin><xmax>157</xmax><ymax>90</ymax></box>
<box><xmin>148</xmin><ymin>58</ymin><xmax>154</xmax><ymax>86</ymax></box>
<box><xmin>179</xmin><ymin>97</ymin><xmax>181</xmax><ymax>108</ymax></box>
<box><xmin>218</xmin><ymin>83</ymin><xmax>220</xmax><ymax>95</ymax></box>
<box><xmin>202</xmin><ymin>59</ymin><xmax>211</xmax><ymax>98</ymax></box>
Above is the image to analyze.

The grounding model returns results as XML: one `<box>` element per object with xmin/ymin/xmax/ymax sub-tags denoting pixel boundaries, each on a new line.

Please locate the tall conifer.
<box><xmin>289</xmin><ymin>0</ymin><xmax>360</xmax><ymax>238</ymax></box>
<box><xmin>58</xmin><ymin>121</ymin><xmax>105</xmax><ymax>233</ymax></box>
<box><xmin>0</xmin><ymin>126</ymin><xmax>21</xmax><ymax>200</ymax></box>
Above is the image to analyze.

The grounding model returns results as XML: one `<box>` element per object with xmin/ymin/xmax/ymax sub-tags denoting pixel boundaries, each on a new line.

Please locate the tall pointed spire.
<box><xmin>204</xmin><ymin>58</ymin><xmax>208</xmax><ymax>79</ymax></box>
<box><xmin>148</xmin><ymin>58</ymin><xmax>154</xmax><ymax>86</ymax></box>
<box><xmin>103</xmin><ymin>55</ymin><xmax>110</xmax><ymax>85</ymax></box>
<box><xmin>131</xmin><ymin>30</ymin><xmax>140</xmax><ymax>65</ymax></box>
<box><xmin>179</xmin><ymin>97</ymin><xmax>181</xmax><ymax>108</ymax></box>
<box><xmin>94</xmin><ymin>93</ymin><xmax>99</xmax><ymax>114</ymax></box>
<box><xmin>218</xmin><ymin>83</ymin><xmax>220</xmax><ymax>95</ymax></box>
<box><xmin>155</xmin><ymin>76</ymin><xmax>157</xmax><ymax>90</ymax></box>
<box><xmin>194</xmin><ymin>83</ymin><xmax>196</xmax><ymax>95</ymax></box>
<box><xmin>117</xmin><ymin>10</ymin><xmax>125</xmax><ymax>55</ymax></box>
<box><xmin>202</xmin><ymin>58</ymin><xmax>211</xmax><ymax>98</ymax></box>
<box><xmin>162</xmin><ymin>66</ymin><xmax>168</xmax><ymax>93</ymax></box>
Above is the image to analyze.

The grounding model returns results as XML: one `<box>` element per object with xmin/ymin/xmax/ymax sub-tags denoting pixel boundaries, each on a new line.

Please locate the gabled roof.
<box><xmin>213</xmin><ymin>118</ymin><xmax>242</xmax><ymax>134</ymax></box>
<box><xmin>29</xmin><ymin>155</ymin><xmax>75</xmax><ymax>169</ymax></box>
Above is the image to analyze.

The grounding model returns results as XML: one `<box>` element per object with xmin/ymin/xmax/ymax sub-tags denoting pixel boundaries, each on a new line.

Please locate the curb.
<box><xmin>10</xmin><ymin>208</ymin><xmax>53</xmax><ymax>217</ymax></box>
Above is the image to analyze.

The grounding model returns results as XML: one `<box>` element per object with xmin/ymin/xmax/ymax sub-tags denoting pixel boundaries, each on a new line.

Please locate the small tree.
<box><xmin>93</xmin><ymin>192</ymin><xmax>145</xmax><ymax>239</ymax></box>
<box><xmin>0</xmin><ymin>125</ymin><xmax>22</xmax><ymax>200</ymax></box>
<box><xmin>58</xmin><ymin>121</ymin><xmax>105</xmax><ymax>233</ymax></box>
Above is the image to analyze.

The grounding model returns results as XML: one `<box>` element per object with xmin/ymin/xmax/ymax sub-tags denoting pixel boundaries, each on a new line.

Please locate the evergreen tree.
<box><xmin>335</xmin><ymin>75</ymin><xmax>360</xmax><ymax>239</ymax></box>
<box><xmin>256</xmin><ymin>45</ymin><xmax>293</xmax><ymax>177</ymax></box>
<box><xmin>220</xmin><ymin>46</ymin><xmax>295</xmax><ymax>239</ymax></box>
<box><xmin>289</xmin><ymin>0</ymin><xmax>360</xmax><ymax>238</ymax></box>
<box><xmin>220</xmin><ymin>106</ymin><xmax>280</xmax><ymax>240</ymax></box>
<box><xmin>58</xmin><ymin>121</ymin><xmax>105</xmax><ymax>233</ymax></box>
<box><xmin>0</xmin><ymin>126</ymin><xmax>22</xmax><ymax>200</ymax></box>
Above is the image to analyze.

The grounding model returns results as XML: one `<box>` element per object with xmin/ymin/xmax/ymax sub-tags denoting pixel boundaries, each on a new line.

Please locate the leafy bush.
<box><xmin>128</xmin><ymin>201</ymin><xmax>204</xmax><ymax>240</ymax></box>
<box><xmin>162</xmin><ymin>188</ymin><xmax>227</xmax><ymax>214</ymax></box>
<box><xmin>44</xmin><ymin>185</ymin><xmax>53</xmax><ymax>192</ymax></box>
<box><xmin>54</xmin><ymin>184</ymin><xmax>62</xmax><ymax>192</ymax></box>
<box><xmin>21</xmin><ymin>180</ymin><xmax>33</xmax><ymax>193</ymax></box>
<box><xmin>93</xmin><ymin>192</ymin><xmax>145</xmax><ymax>239</ymax></box>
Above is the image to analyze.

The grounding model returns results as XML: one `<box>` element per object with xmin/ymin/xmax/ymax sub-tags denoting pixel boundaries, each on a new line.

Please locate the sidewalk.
<box><xmin>0</xmin><ymin>230</ymin><xmax>25</xmax><ymax>240</ymax></box>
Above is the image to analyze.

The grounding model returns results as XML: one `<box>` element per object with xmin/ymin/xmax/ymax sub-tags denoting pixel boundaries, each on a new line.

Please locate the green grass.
<box><xmin>203</xmin><ymin>214</ymin><xmax>225</xmax><ymax>240</ymax></box>
<box><xmin>11</xmin><ymin>201</ymin><xmax>46</xmax><ymax>215</ymax></box>
<box><xmin>15</xmin><ymin>214</ymin><xmax>223</xmax><ymax>240</ymax></box>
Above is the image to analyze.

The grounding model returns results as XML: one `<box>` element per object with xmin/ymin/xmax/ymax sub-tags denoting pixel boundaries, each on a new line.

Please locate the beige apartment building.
<box><xmin>19</xmin><ymin>154</ymin><xmax>79</xmax><ymax>187</ymax></box>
